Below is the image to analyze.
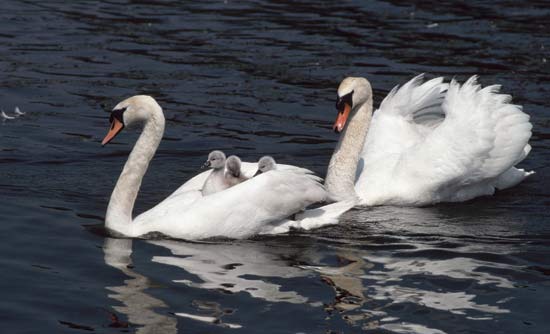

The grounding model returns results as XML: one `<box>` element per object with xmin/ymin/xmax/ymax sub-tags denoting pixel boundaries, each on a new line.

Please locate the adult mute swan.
<box><xmin>325</xmin><ymin>75</ymin><xmax>533</xmax><ymax>206</ymax></box>
<box><xmin>101</xmin><ymin>95</ymin><xmax>331</xmax><ymax>239</ymax></box>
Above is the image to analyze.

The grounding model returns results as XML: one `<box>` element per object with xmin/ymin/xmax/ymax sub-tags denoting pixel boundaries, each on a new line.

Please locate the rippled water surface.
<box><xmin>1</xmin><ymin>1</ymin><xmax>549</xmax><ymax>333</ymax></box>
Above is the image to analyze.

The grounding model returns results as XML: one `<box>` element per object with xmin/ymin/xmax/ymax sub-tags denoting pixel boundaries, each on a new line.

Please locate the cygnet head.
<box><xmin>203</xmin><ymin>150</ymin><xmax>226</xmax><ymax>169</ymax></box>
<box><xmin>102</xmin><ymin>95</ymin><xmax>164</xmax><ymax>145</ymax></box>
<box><xmin>254</xmin><ymin>156</ymin><xmax>276</xmax><ymax>176</ymax></box>
<box><xmin>333</xmin><ymin>77</ymin><xmax>372</xmax><ymax>133</ymax></box>
<box><xmin>225</xmin><ymin>155</ymin><xmax>242</xmax><ymax>177</ymax></box>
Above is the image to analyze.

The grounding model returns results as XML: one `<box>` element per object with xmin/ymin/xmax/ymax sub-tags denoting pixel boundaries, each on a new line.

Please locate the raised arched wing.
<box><xmin>393</xmin><ymin>76</ymin><xmax>532</xmax><ymax>194</ymax></box>
<box><xmin>359</xmin><ymin>75</ymin><xmax>449</xmax><ymax>170</ymax></box>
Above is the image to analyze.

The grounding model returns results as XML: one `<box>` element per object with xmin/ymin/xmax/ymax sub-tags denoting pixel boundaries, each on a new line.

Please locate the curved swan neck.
<box><xmin>106</xmin><ymin>110</ymin><xmax>165</xmax><ymax>235</ymax></box>
<box><xmin>325</xmin><ymin>97</ymin><xmax>372</xmax><ymax>200</ymax></box>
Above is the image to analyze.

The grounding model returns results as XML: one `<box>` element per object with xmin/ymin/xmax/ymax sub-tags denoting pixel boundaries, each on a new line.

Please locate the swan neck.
<box><xmin>325</xmin><ymin>98</ymin><xmax>372</xmax><ymax>200</ymax></box>
<box><xmin>106</xmin><ymin>113</ymin><xmax>165</xmax><ymax>235</ymax></box>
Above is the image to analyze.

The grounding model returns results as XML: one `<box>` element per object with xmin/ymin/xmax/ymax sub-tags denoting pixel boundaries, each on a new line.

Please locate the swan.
<box><xmin>325</xmin><ymin>74</ymin><xmax>533</xmax><ymax>206</ymax></box>
<box><xmin>202</xmin><ymin>150</ymin><xmax>226</xmax><ymax>170</ymax></box>
<box><xmin>101</xmin><ymin>95</ymin><xmax>330</xmax><ymax>239</ymax></box>
<box><xmin>254</xmin><ymin>156</ymin><xmax>277</xmax><ymax>176</ymax></box>
<box><xmin>202</xmin><ymin>153</ymin><xmax>248</xmax><ymax>195</ymax></box>
<box><xmin>170</xmin><ymin>156</ymin><xmax>315</xmax><ymax>196</ymax></box>
<box><xmin>201</xmin><ymin>150</ymin><xmax>227</xmax><ymax>195</ymax></box>
<box><xmin>224</xmin><ymin>155</ymin><xmax>248</xmax><ymax>186</ymax></box>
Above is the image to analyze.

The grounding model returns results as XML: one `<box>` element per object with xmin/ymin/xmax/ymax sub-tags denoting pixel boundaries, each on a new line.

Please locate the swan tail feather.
<box><xmin>494</xmin><ymin>167</ymin><xmax>534</xmax><ymax>190</ymax></box>
<box><xmin>295</xmin><ymin>199</ymin><xmax>355</xmax><ymax>230</ymax></box>
<box><xmin>259</xmin><ymin>199</ymin><xmax>355</xmax><ymax>235</ymax></box>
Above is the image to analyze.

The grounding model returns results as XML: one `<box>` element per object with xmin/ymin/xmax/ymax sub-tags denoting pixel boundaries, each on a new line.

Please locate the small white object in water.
<box><xmin>1</xmin><ymin>110</ymin><xmax>15</xmax><ymax>120</ymax></box>
<box><xmin>426</xmin><ymin>23</ymin><xmax>439</xmax><ymax>28</ymax></box>
<box><xmin>14</xmin><ymin>107</ymin><xmax>25</xmax><ymax>116</ymax></box>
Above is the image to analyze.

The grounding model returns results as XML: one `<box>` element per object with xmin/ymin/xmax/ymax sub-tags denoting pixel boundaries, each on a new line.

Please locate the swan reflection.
<box><xmin>103</xmin><ymin>222</ymin><xmax>515</xmax><ymax>333</ymax></box>
<box><xmin>103</xmin><ymin>237</ymin><xmax>323</xmax><ymax>331</ymax></box>
<box><xmin>103</xmin><ymin>238</ymin><xmax>177</xmax><ymax>334</ymax></box>
<box><xmin>149</xmin><ymin>239</ymin><xmax>312</xmax><ymax>305</ymax></box>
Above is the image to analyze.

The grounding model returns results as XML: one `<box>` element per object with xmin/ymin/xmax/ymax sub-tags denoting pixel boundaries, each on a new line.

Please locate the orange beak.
<box><xmin>333</xmin><ymin>103</ymin><xmax>351</xmax><ymax>133</ymax></box>
<box><xmin>102</xmin><ymin>118</ymin><xmax>124</xmax><ymax>146</ymax></box>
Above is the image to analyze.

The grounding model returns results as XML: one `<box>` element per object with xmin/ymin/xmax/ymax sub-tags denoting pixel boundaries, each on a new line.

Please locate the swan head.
<box><xmin>254</xmin><ymin>156</ymin><xmax>276</xmax><ymax>176</ymax></box>
<box><xmin>225</xmin><ymin>155</ymin><xmax>242</xmax><ymax>177</ymax></box>
<box><xmin>102</xmin><ymin>95</ymin><xmax>163</xmax><ymax>145</ymax></box>
<box><xmin>334</xmin><ymin>77</ymin><xmax>372</xmax><ymax>133</ymax></box>
<box><xmin>203</xmin><ymin>150</ymin><xmax>226</xmax><ymax>169</ymax></box>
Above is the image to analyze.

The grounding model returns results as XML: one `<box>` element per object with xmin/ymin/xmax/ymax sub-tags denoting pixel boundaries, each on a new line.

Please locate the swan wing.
<box><xmin>392</xmin><ymin>76</ymin><xmax>532</xmax><ymax>202</ymax></box>
<box><xmin>133</xmin><ymin>169</ymin><xmax>327</xmax><ymax>239</ymax></box>
<box><xmin>357</xmin><ymin>75</ymin><xmax>448</xmax><ymax>180</ymax></box>
<box><xmin>378</xmin><ymin>74</ymin><xmax>448</xmax><ymax>128</ymax></box>
<box><xmin>169</xmin><ymin>162</ymin><xmax>310</xmax><ymax>197</ymax></box>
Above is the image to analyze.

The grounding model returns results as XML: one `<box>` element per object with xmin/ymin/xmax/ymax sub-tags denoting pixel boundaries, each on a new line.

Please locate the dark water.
<box><xmin>1</xmin><ymin>1</ymin><xmax>549</xmax><ymax>333</ymax></box>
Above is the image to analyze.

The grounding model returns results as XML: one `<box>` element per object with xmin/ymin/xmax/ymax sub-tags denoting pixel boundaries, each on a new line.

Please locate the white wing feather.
<box><xmin>169</xmin><ymin>162</ymin><xmax>311</xmax><ymax>197</ymax></box>
<box><xmin>259</xmin><ymin>199</ymin><xmax>355</xmax><ymax>235</ymax></box>
<box><xmin>356</xmin><ymin>75</ymin><xmax>532</xmax><ymax>205</ymax></box>
<box><xmin>131</xmin><ymin>169</ymin><xmax>327</xmax><ymax>239</ymax></box>
<box><xmin>360</xmin><ymin>75</ymin><xmax>448</xmax><ymax>167</ymax></box>
<box><xmin>393</xmin><ymin>76</ymin><xmax>532</xmax><ymax>202</ymax></box>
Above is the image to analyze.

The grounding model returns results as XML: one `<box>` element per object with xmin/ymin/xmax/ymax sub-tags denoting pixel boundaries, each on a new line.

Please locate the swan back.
<box><xmin>170</xmin><ymin>161</ymin><xmax>314</xmax><ymax>198</ymax></box>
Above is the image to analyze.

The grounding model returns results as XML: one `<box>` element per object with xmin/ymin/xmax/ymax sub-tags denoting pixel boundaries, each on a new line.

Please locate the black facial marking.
<box><xmin>336</xmin><ymin>91</ymin><xmax>354</xmax><ymax>113</ymax></box>
<box><xmin>109</xmin><ymin>107</ymin><xmax>127</xmax><ymax>125</ymax></box>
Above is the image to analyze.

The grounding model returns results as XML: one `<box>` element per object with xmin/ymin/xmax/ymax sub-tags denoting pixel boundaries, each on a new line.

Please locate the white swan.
<box><xmin>101</xmin><ymin>95</ymin><xmax>329</xmax><ymax>239</ymax></box>
<box><xmin>169</xmin><ymin>157</ymin><xmax>314</xmax><ymax>196</ymax></box>
<box><xmin>325</xmin><ymin>75</ymin><xmax>533</xmax><ymax>206</ymax></box>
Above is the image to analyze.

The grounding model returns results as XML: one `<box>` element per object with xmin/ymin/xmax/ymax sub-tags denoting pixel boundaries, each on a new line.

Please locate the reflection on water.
<box><xmin>102</xmin><ymin>229</ymin><xmax>534</xmax><ymax>333</ymax></box>
<box><xmin>150</xmin><ymin>240</ymin><xmax>312</xmax><ymax>305</ymax></box>
<box><xmin>104</xmin><ymin>238</ymin><xmax>178</xmax><ymax>333</ymax></box>
<box><xmin>104</xmin><ymin>238</ymin><xmax>319</xmax><ymax>331</ymax></box>
<box><xmin>365</xmin><ymin>255</ymin><xmax>512</xmax><ymax>316</ymax></box>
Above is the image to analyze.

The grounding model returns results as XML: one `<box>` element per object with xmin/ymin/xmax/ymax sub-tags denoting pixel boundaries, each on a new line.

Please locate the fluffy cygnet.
<box><xmin>254</xmin><ymin>156</ymin><xmax>277</xmax><ymax>176</ymax></box>
<box><xmin>224</xmin><ymin>155</ymin><xmax>248</xmax><ymax>187</ymax></box>
<box><xmin>202</xmin><ymin>150</ymin><xmax>227</xmax><ymax>195</ymax></box>
<box><xmin>202</xmin><ymin>152</ymin><xmax>248</xmax><ymax>195</ymax></box>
